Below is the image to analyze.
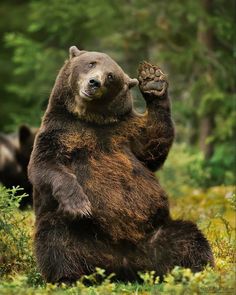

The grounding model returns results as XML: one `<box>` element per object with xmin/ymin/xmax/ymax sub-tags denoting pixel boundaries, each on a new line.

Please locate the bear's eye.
<box><xmin>88</xmin><ymin>62</ymin><xmax>96</xmax><ymax>68</ymax></box>
<box><xmin>108</xmin><ymin>73</ymin><xmax>113</xmax><ymax>81</ymax></box>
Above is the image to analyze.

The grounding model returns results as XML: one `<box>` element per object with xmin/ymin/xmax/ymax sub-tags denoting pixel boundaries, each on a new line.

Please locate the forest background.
<box><xmin>0</xmin><ymin>0</ymin><xmax>235</xmax><ymax>188</ymax></box>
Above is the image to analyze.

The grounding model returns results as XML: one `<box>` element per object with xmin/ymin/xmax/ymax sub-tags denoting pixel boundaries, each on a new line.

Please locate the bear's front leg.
<box><xmin>28</xmin><ymin>160</ymin><xmax>92</xmax><ymax>218</ymax></box>
<box><xmin>52</xmin><ymin>171</ymin><xmax>92</xmax><ymax>218</ymax></box>
<box><xmin>132</xmin><ymin>62</ymin><xmax>175</xmax><ymax>171</ymax></box>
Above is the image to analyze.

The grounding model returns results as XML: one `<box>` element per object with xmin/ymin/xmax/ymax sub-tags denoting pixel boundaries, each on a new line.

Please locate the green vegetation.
<box><xmin>0</xmin><ymin>186</ymin><xmax>235</xmax><ymax>294</ymax></box>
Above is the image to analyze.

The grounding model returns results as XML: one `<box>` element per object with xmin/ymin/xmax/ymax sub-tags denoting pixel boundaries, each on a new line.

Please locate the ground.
<box><xmin>0</xmin><ymin>183</ymin><xmax>235</xmax><ymax>294</ymax></box>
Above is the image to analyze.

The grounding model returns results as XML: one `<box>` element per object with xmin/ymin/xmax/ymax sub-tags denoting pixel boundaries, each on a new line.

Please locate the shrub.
<box><xmin>0</xmin><ymin>186</ymin><xmax>36</xmax><ymax>279</ymax></box>
<box><xmin>157</xmin><ymin>143</ymin><xmax>235</xmax><ymax>197</ymax></box>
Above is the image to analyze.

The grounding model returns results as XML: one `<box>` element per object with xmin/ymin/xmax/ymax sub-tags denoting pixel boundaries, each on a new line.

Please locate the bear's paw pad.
<box><xmin>138</xmin><ymin>61</ymin><xmax>168</xmax><ymax>97</ymax></box>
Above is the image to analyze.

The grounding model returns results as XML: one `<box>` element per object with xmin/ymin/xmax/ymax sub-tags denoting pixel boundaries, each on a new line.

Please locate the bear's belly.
<box><xmin>73</xmin><ymin>150</ymin><xmax>168</xmax><ymax>242</ymax></box>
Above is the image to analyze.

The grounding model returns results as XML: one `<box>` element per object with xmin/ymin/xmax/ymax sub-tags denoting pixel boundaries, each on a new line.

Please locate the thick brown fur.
<box><xmin>28</xmin><ymin>47</ymin><xmax>214</xmax><ymax>283</ymax></box>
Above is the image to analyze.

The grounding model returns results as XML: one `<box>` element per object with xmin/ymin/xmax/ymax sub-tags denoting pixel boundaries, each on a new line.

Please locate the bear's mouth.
<box><xmin>80</xmin><ymin>88</ymin><xmax>105</xmax><ymax>101</ymax></box>
<box><xmin>81</xmin><ymin>90</ymin><xmax>94</xmax><ymax>101</ymax></box>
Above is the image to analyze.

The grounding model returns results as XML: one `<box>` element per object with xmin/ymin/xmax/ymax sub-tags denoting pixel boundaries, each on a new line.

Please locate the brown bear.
<box><xmin>28</xmin><ymin>46</ymin><xmax>214</xmax><ymax>283</ymax></box>
<box><xmin>0</xmin><ymin>130</ymin><xmax>21</xmax><ymax>188</ymax></box>
<box><xmin>0</xmin><ymin>125</ymin><xmax>37</xmax><ymax>208</ymax></box>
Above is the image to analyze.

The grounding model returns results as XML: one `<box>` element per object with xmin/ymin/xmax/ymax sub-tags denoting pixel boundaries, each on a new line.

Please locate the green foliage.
<box><xmin>162</xmin><ymin>266</ymin><xmax>234</xmax><ymax>294</ymax></box>
<box><xmin>4</xmin><ymin>33</ymin><xmax>65</xmax><ymax>127</ymax></box>
<box><xmin>206</xmin><ymin>143</ymin><xmax>235</xmax><ymax>185</ymax></box>
<box><xmin>0</xmin><ymin>186</ymin><xmax>37</xmax><ymax>279</ymax></box>
<box><xmin>1</xmin><ymin>265</ymin><xmax>234</xmax><ymax>294</ymax></box>
<box><xmin>157</xmin><ymin>143</ymin><xmax>207</xmax><ymax>196</ymax></box>
<box><xmin>158</xmin><ymin>143</ymin><xmax>235</xmax><ymax>196</ymax></box>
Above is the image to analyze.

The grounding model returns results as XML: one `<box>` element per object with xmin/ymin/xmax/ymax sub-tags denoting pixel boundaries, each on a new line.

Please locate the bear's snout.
<box><xmin>88</xmin><ymin>78</ymin><xmax>101</xmax><ymax>89</ymax></box>
<box><xmin>78</xmin><ymin>76</ymin><xmax>106</xmax><ymax>101</ymax></box>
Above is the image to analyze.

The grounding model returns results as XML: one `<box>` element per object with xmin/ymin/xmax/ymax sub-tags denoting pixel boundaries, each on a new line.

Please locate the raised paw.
<box><xmin>138</xmin><ymin>61</ymin><xmax>168</xmax><ymax>98</ymax></box>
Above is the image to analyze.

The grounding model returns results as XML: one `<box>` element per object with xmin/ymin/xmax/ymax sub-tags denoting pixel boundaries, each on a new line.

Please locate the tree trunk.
<box><xmin>199</xmin><ymin>116</ymin><xmax>215</xmax><ymax>159</ymax></box>
<box><xmin>197</xmin><ymin>0</ymin><xmax>215</xmax><ymax>160</ymax></box>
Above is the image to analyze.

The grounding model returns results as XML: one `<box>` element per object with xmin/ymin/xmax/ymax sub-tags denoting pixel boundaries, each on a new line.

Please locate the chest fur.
<box><xmin>57</xmin><ymin>125</ymin><xmax>166</xmax><ymax>242</ymax></box>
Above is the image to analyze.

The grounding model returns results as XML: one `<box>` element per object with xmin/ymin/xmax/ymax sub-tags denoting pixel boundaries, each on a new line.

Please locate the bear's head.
<box><xmin>48</xmin><ymin>46</ymin><xmax>138</xmax><ymax>124</ymax></box>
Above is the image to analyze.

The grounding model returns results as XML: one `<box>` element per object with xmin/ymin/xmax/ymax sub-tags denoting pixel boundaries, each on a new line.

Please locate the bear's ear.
<box><xmin>127</xmin><ymin>77</ymin><xmax>139</xmax><ymax>89</ymax></box>
<box><xmin>69</xmin><ymin>46</ymin><xmax>81</xmax><ymax>59</ymax></box>
<box><xmin>19</xmin><ymin>124</ymin><xmax>32</xmax><ymax>145</ymax></box>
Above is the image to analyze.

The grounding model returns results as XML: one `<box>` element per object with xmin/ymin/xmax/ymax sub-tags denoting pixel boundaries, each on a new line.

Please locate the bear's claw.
<box><xmin>59</xmin><ymin>199</ymin><xmax>92</xmax><ymax>219</ymax></box>
<box><xmin>138</xmin><ymin>61</ymin><xmax>168</xmax><ymax>98</ymax></box>
<box><xmin>56</xmin><ymin>184</ymin><xmax>92</xmax><ymax>219</ymax></box>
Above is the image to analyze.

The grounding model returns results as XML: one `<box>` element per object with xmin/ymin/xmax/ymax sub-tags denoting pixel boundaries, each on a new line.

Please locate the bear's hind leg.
<box><xmin>35</xmin><ymin>216</ymin><xmax>126</xmax><ymax>283</ymax></box>
<box><xmin>35</xmin><ymin>217</ymin><xmax>85</xmax><ymax>283</ymax></box>
<box><xmin>145</xmin><ymin>220</ymin><xmax>214</xmax><ymax>276</ymax></box>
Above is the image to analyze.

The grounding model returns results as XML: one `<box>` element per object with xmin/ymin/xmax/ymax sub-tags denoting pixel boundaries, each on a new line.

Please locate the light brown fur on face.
<box><xmin>65</xmin><ymin>50</ymin><xmax>138</xmax><ymax>124</ymax></box>
<box><xmin>28</xmin><ymin>47</ymin><xmax>214</xmax><ymax>283</ymax></box>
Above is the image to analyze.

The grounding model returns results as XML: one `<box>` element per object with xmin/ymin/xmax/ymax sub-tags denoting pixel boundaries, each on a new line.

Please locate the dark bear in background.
<box><xmin>0</xmin><ymin>125</ymin><xmax>36</xmax><ymax>208</ymax></box>
<box><xmin>28</xmin><ymin>46</ymin><xmax>214</xmax><ymax>283</ymax></box>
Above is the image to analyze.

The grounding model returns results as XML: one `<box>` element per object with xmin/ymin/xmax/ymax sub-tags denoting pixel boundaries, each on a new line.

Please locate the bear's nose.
<box><xmin>89</xmin><ymin>78</ymin><xmax>101</xmax><ymax>88</ymax></box>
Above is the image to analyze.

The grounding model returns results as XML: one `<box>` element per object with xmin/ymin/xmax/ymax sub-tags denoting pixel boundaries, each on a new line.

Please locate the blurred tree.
<box><xmin>197</xmin><ymin>0</ymin><xmax>215</xmax><ymax>160</ymax></box>
<box><xmin>0</xmin><ymin>0</ymin><xmax>30</xmax><ymax>131</ymax></box>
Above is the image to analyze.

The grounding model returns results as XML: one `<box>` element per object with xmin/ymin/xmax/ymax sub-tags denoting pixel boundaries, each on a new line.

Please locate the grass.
<box><xmin>0</xmin><ymin>185</ymin><xmax>235</xmax><ymax>294</ymax></box>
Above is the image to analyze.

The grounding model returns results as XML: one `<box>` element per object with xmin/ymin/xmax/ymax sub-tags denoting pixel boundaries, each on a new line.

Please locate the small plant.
<box><xmin>0</xmin><ymin>186</ymin><xmax>36</xmax><ymax>278</ymax></box>
<box><xmin>138</xmin><ymin>270</ymin><xmax>159</xmax><ymax>285</ymax></box>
